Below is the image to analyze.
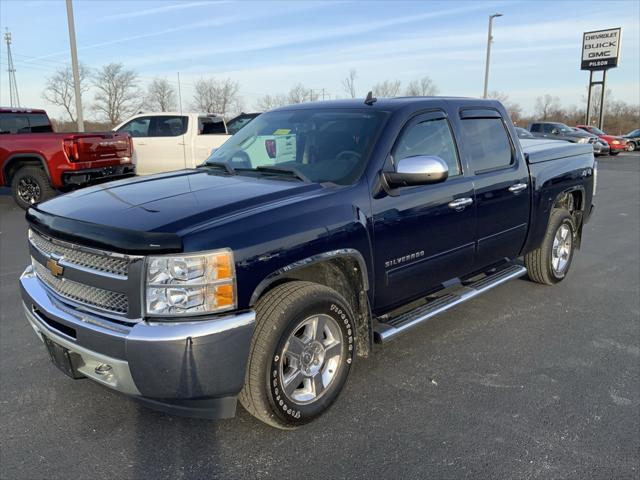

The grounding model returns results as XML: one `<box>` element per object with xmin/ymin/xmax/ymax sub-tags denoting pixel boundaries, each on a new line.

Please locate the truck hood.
<box><xmin>35</xmin><ymin>169</ymin><xmax>326</xmax><ymax>235</ymax></box>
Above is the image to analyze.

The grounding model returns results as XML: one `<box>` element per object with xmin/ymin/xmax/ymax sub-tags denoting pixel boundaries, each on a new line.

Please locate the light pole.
<box><xmin>482</xmin><ymin>13</ymin><xmax>502</xmax><ymax>99</ymax></box>
<box><xmin>66</xmin><ymin>0</ymin><xmax>84</xmax><ymax>131</ymax></box>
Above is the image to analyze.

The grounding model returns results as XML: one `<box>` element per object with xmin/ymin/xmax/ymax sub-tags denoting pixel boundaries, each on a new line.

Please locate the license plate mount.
<box><xmin>43</xmin><ymin>336</ymin><xmax>85</xmax><ymax>379</ymax></box>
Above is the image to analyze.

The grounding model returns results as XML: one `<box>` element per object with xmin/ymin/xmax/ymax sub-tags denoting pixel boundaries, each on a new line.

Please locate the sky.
<box><xmin>0</xmin><ymin>0</ymin><xmax>638</xmax><ymax>120</ymax></box>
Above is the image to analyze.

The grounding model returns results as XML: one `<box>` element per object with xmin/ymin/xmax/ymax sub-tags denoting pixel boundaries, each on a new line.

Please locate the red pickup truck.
<box><xmin>1</xmin><ymin>108</ymin><xmax>135</xmax><ymax>208</ymax></box>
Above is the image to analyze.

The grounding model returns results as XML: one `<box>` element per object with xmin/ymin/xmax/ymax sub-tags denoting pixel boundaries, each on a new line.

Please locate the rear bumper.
<box><xmin>20</xmin><ymin>266</ymin><xmax>255</xmax><ymax>419</ymax></box>
<box><xmin>62</xmin><ymin>164</ymin><xmax>136</xmax><ymax>187</ymax></box>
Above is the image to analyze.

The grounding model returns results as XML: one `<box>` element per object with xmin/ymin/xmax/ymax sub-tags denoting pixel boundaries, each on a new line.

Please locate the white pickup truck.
<box><xmin>114</xmin><ymin>112</ymin><xmax>232</xmax><ymax>175</ymax></box>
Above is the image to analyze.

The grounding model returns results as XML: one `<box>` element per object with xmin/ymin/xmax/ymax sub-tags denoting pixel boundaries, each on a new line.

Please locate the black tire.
<box><xmin>627</xmin><ymin>142</ymin><xmax>636</xmax><ymax>152</ymax></box>
<box><xmin>239</xmin><ymin>281</ymin><xmax>356</xmax><ymax>429</ymax></box>
<box><xmin>609</xmin><ymin>151</ymin><xmax>620</xmax><ymax>156</ymax></box>
<box><xmin>525</xmin><ymin>209</ymin><xmax>575</xmax><ymax>285</ymax></box>
<box><xmin>10</xmin><ymin>166</ymin><xmax>56</xmax><ymax>210</ymax></box>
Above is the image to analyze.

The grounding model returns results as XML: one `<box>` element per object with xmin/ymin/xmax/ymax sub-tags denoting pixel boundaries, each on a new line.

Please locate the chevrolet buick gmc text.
<box><xmin>20</xmin><ymin>97</ymin><xmax>596</xmax><ymax>428</ymax></box>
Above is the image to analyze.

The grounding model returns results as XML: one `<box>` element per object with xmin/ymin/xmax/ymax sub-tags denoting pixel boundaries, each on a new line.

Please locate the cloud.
<box><xmin>102</xmin><ymin>1</ymin><xmax>226</xmax><ymax>20</ymax></box>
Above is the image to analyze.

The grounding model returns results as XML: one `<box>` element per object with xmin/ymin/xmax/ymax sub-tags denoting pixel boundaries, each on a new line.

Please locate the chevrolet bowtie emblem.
<box><xmin>46</xmin><ymin>258</ymin><xmax>64</xmax><ymax>277</ymax></box>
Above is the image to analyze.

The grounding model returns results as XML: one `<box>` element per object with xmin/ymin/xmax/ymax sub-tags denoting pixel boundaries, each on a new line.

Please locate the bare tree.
<box><xmin>92</xmin><ymin>63</ymin><xmax>140</xmax><ymax>126</ymax></box>
<box><xmin>144</xmin><ymin>78</ymin><xmax>177</xmax><ymax>112</ymax></box>
<box><xmin>372</xmin><ymin>79</ymin><xmax>401</xmax><ymax>97</ymax></box>
<box><xmin>534</xmin><ymin>94</ymin><xmax>561</xmax><ymax>121</ymax></box>
<box><xmin>255</xmin><ymin>94</ymin><xmax>288</xmax><ymax>111</ymax></box>
<box><xmin>488</xmin><ymin>91</ymin><xmax>523</xmax><ymax>124</ymax></box>
<box><xmin>42</xmin><ymin>64</ymin><xmax>90</xmax><ymax>123</ymax></box>
<box><xmin>192</xmin><ymin>77</ymin><xmax>241</xmax><ymax>116</ymax></box>
<box><xmin>288</xmin><ymin>83</ymin><xmax>311</xmax><ymax>104</ymax></box>
<box><xmin>342</xmin><ymin>69</ymin><xmax>357</xmax><ymax>98</ymax></box>
<box><xmin>405</xmin><ymin>76</ymin><xmax>438</xmax><ymax>96</ymax></box>
<box><xmin>582</xmin><ymin>85</ymin><xmax>612</xmax><ymax>124</ymax></box>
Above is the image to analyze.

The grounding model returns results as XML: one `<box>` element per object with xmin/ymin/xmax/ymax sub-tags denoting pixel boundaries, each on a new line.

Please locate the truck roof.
<box><xmin>129</xmin><ymin>111</ymin><xmax>224</xmax><ymax>118</ymax></box>
<box><xmin>270</xmin><ymin>96</ymin><xmax>501</xmax><ymax>112</ymax></box>
<box><xmin>0</xmin><ymin>107</ymin><xmax>47</xmax><ymax>114</ymax></box>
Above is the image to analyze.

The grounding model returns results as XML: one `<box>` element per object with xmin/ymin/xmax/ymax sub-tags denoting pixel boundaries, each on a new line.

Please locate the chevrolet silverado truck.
<box><xmin>20</xmin><ymin>97</ymin><xmax>596</xmax><ymax>429</ymax></box>
<box><xmin>1</xmin><ymin>107</ymin><xmax>135</xmax><ymax>209</ymax></box>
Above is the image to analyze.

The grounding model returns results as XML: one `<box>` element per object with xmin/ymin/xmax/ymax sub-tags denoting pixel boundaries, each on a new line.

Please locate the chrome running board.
<box><xmin>374</xmin><ymin>264</ymin><xmax>527</xmax><ymax>343</ymax></box>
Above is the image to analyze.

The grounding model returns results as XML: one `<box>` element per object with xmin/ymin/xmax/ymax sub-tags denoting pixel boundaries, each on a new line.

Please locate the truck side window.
<box><xmin>149</xmin><ymin>116</ymin><xmax>188</xmax><ymax>137</ymax></box>
<box><xmin>28</xmin><ymin>114</ymin><xmax>53</xmax><ymax>133</ymax></box>
<box><xmin>118</xmin><ymin>117</ymin><xmax>151</xmax><ymax>137</ymax></box>
<box><xmin>529</xmin><ymin>123</ymin><xmax>541</xmax><ymax>133</ymax></box>
<box><xmin>199</xmin><ymin>117</ymin><xmax>226</xmax><ymax>135</ymax></box>
<box><xmin>393</xmin><ymin>117</ymin><xmax>461</xmax><ymax>177</ymax></box>
<box><xmin>460</xmin><ymin>118</ymin><xmax>514</xmax><ymax>173</ymax></box>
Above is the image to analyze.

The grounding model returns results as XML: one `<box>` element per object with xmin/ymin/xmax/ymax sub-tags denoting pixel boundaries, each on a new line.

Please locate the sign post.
<box><xmin>581</xmin><ymin>27</ymin><xmax>621</xmax><ymax>130</ymax></box>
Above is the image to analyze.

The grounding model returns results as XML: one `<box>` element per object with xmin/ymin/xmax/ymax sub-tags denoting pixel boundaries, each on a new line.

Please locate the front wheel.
<box><xmin>239</xmin><ymin>281</ymin><xmax>356</xmax><ymax>429</ymax></box>
<box><xmin>627</xmin><ymin>142</ymin><xmax>636</xmax><ymax>152</ymax></box>
<box><xmin>609</xmin><ymin>150</ymin><xmax>620</xmax><ymax>156</ymax></box>
<box><xmin>525</xmin><ymin>209</ymin><xmax>575</xmax><ymax>285</ymax></box>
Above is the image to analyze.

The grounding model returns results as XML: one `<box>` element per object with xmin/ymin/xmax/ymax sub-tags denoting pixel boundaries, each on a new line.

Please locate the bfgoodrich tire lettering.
<box><xmin>239</xmin><ymin>281</ymin><xmax>355</xmax><ymax>429</ymax></box>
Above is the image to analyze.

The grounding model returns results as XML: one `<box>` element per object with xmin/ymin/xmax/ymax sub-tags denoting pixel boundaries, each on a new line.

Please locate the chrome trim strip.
<box><xmin>377</xmin><ymin>265</ymin><xmax>527</xmax><ymax>342</ymax></box>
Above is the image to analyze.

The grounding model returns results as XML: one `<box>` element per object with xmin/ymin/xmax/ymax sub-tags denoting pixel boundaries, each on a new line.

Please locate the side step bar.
<box><xmin>374</xmin><ymin>264</ymin><xmax>527</xmax><ymax>343</ymax></box>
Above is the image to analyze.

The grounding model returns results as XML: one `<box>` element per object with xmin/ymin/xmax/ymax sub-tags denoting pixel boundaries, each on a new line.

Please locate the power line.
<box><xmin>4</xmin><ymin>29</ymin><xmax>20</xmax><ymax>107</ymax></box>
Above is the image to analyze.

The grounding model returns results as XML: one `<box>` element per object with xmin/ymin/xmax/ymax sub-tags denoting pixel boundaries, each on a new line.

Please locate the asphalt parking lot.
<box><xmin>1</xmin><ymin>153</ymin><xmax>638</xmax><ymax>480</ymax></box>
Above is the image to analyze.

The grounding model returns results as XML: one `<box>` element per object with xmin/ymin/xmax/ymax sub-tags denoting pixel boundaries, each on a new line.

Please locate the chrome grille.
<box><xmin>30</xmin><ymin>230</ymin><xmax>130</xmax><ymax>277</ymax></box>
<box><xmin>33</xmin><ymin>260</ymin><xmax>129</xmax><ymax>314</ymax></box>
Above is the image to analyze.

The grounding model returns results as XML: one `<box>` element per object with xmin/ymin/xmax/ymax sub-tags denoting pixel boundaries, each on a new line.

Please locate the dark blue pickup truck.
<box><xmin>20</xmin><ymin>97</ymin><xmax>596</xmax><ymax>429</ymax></box>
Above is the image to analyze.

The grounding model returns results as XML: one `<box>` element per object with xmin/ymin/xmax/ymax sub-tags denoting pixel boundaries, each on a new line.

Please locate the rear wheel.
<box><xmin>239</xmin><ymin>281</ymin><xmax>356</xmax><ymax>429</ymax></box>
<box><xmin>10</xmin><ymin>166</ymin><xmax>56</xmax><ymax>210</ymax></box>
<box><xmin>525</xmin><ymin>209</ymin><xmax>575</xmax><ymax>285</ymax></box>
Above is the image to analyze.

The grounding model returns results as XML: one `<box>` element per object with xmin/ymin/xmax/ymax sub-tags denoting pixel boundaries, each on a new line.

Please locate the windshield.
<box><xmin>554</xmin><ymin>123</ymin><xmax>572</xmax><ymax>133</ymax></box>
<box><xmin>627</xmin><ymin>129</ymin><xmax>640</xmax><ymax>137</ymax></box>
<box><xmin>589</xmin><ymin>126</ymin><xmax>605</xmax><ymax>135</ymax></box>
<box><xmin>204</xmin><ymin>109</ymin><xmax>387</xmax><ymax>185</ymax></box>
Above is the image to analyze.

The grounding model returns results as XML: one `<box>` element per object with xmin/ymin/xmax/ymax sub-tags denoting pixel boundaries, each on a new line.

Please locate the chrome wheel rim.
<box><xmin>279</xmin><ymin>314</ymin><xmax>343</xmax><ymax>405</ymax></box>
<box><xmin>552</xmin><ymin>223</ymin><xmax>572</xmax><ymax>275</ymax></box>
<box><xmin>17</xmin><ymin>176</ymin><xmax>41</xmax><ymax>204</ymax></box>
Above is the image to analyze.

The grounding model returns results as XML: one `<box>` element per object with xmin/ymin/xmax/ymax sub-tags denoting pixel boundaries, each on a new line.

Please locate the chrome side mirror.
<box><xmin>383</xmin><ymin>155</ymin><xmax>449</xmax><ymax>188</ymax></box>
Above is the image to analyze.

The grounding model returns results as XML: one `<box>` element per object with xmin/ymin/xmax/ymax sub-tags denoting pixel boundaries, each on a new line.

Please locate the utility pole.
<box><xmin>66</xmin><ymin>0</ymin><xmax>84</xmax><ymax>131</ymax></box>
<box><xmin>4</xmin><ymin>29</ymin><xmax>20</xmax><ymax>107</ymax></box>
<box><xmin>482</xmin><ymin>13</ymin><xmax>502</xmax><ymax>99</ymax></box>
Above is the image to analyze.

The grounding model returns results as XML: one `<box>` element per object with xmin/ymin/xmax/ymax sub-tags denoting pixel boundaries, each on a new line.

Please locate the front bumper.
<box><xmin>20</xmin><ymin>266</ymin><xmax>255</xmax><ymax>419</ymax></box>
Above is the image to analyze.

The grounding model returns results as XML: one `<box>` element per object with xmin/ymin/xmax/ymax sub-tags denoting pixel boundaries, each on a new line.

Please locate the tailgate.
<box><xmin>72</xmin><ymin>133</ymin><xmax>132</xmax><ymax>162</ymax></box>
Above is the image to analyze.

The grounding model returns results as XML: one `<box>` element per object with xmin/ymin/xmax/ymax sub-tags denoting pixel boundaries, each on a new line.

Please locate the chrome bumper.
<box><xmin>20</xmin><ymin>266</ymin><xmax>256</xmax><ymax>418</ymax></box>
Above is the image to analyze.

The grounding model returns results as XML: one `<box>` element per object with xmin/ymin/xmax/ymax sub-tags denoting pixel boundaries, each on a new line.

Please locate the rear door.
<box><xmin>458</xmin><ymin>109</ymin><xmax>530</xmax><ymax>268</ymax></box>
<box><xmin>372</xmin><ymin>110</ymin><xmax>476</xmax><ymax>311</ymax></box>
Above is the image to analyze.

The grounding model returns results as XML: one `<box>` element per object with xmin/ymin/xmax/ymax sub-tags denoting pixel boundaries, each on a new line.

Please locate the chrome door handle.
<box><xmin>508</xmin><ymin>183</ymin><xmax>528</xmax><ymax>193</ymax></box>
<box><xmin>448</xmin><ymin>197</ymin><xmax>473</xmax><ymax>210</ymax></box>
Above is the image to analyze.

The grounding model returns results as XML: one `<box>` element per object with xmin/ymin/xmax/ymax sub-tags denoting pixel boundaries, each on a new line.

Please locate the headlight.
<box><xmin>145</xmin><ymin>249</ymin><xmax>236</xmax><ymax>317</ymax></box>
<box><xmin>612</xmin><ymin>140</ymin><xmax>620</xmax><ymax>145</ymax></box>
<box><xmin>577</xmin><ymin>137</ymin><xmax>589</xmax><ymax>144</ymax></box>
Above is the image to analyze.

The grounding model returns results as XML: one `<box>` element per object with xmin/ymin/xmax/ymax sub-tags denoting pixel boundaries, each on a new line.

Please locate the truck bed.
<box><xmin>520</xmin><ymin>138</ymin><xmax>593</xmax><ymax>164</ymax></box>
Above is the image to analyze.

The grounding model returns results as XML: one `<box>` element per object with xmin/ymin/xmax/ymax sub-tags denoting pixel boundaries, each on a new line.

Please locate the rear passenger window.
<box><xmin>460</xmin><ymin>118</ymin><xmax>513</xmax><ymax>173</ymax></box>
<box><xmin>149</xmin><ymin>116</ymin><xmax>188</xmax><ymax>137</ymax></box>
<box><xmin>199</xmin><ymin>116</ymin><xmax>226</xmax><ymax>135</ymax></box>
<box><xmin>393</xmin><ymin>117</ymin><xmax>461</xmax><ymax>177</ymax></box>
<box><xmin>529</xmin><ymin>123</ymin><xmax>541</xmax><ymax>133</ymax></box>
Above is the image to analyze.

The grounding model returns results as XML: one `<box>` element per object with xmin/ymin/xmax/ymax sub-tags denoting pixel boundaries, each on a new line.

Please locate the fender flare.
<box><xmin>3</xmin><ymin>153</ymin><xmax>52</xmax><ymax>186</ymax></box>
<box><xmin>249</xmin><ymin>248</ymin><xmax>370</xmax><ymax>306</ymax></box>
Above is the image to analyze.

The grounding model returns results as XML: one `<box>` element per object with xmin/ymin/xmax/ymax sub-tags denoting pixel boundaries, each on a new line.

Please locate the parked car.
<box><xmin>514</xmin><ymin>127</ymin><xmax>535</xmax><ymax>139</ymax></box>
<box><xmin>528</xmin><ymin>121</ymin><xmax>593</xmax><ymax>143</ymax></box>
<box><xmin>622</xmin><ymin>128</ymin><xmax>640</xmax><ymax>151</ymax></box>
<box><xmin>568</xmin><ymin>128</ymin><xmax>609</xmax><ymax>157</ymax></box>
<box><xmin>0</xmin><ymin>107</ymin><xmax>135</xmax><ymax>209</ymax></box>
<box><xmin>575</xmin><ymin>125</ymin><xmax>627</xmax><ymax>155</ymax></box>
<box><xmin>226</xmin><ymin>112</ymin><xmax>260</xmax><ymax>135</ymax></box>
<box><xmin>20</xmin><ymin>97</ymin><xmax>596</xmax><ymax>429</ymax></box>
<box><xmin>113</xmin><ymin>112</ymin><xmax>231</xmax><ymax>175</ymax></box>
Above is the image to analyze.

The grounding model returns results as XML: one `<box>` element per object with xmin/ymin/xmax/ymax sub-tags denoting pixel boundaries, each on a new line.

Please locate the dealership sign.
<box><xmin>581</xmin><ymin>28</ymin><xmax>622</xmax><ymax>70</ymax></box>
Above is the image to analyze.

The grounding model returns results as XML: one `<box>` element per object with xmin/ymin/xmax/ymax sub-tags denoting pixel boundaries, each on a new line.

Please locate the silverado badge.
<box><xmin>46</xmin><ymin>258</ymin><xmax>64</xmax><ymax>277</ymax></box>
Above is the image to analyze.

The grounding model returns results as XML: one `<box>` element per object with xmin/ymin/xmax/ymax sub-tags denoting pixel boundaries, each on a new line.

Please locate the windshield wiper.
<box><xmin>254</xmin><ymin>165</ymin><xmax>310</xmax><ymax>182</ymax></box>
<box><xmin>198</xmin><ymin>161</ymin><xmax>236</xmax><ymax>175</ymax></box>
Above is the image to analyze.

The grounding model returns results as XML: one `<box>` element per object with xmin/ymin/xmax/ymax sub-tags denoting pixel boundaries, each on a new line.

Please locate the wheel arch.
<box><xmin>552</xmin><ymin>186</ymin><xmax>586</xmax><ymax>248</ymax></box>
<box><xmin>3</xmin><ymin>153</ymin><xmax>52</xmax><ymax>186</ymax></box>
<box><xmin>250</xmin><ymin>249</ymin><xmax>372</xmax><ymax>357</ymax></box>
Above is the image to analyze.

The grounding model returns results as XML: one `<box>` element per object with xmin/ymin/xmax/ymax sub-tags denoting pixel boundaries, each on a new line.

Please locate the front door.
<box><xmin>372</xmin><ymin>111</ymin><xmax>476</xmax><ymax>312</ymax></box>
